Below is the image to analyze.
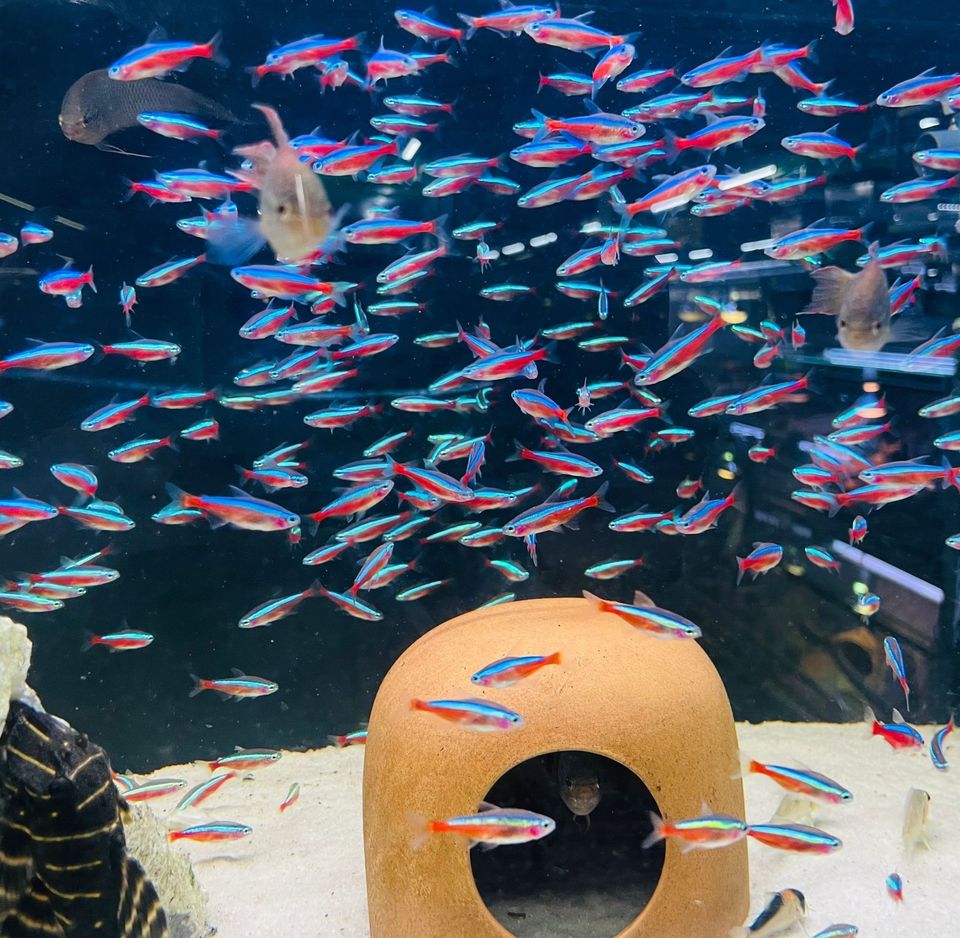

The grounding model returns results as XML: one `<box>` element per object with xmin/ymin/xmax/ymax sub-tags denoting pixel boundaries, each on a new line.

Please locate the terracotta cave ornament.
<box><xmin>363</xmin><ymin>596</ymin><xmax>749</xmax><ymax>938</ymax></box>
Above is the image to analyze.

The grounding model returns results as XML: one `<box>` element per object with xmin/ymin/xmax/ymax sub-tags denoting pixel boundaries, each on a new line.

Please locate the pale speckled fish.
<box><xmin>216</xmin><ymin>104</ymin><xmax>334</xmax><ymax>264</ymax></box>
<box><xmin>901</xmin><ymin>787</ymin><xmax>930</xmax><ymax>855</ymax></box>
<box><xmin>802</xmin><ymin>242</ymin><xmax>891</xmax><ymax>350</ymax></box>
<box><xmin>59</xmin><ymin>68</ymin><xmax>234</xmax><ymax>151</ymax></box>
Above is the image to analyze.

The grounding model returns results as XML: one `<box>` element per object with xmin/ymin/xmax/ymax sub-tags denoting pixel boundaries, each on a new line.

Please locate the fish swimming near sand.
<box><xmin>0</xmin><ymin>699</ymin><xmax>168</xmax><ymax>937</ymax></box>
<box><xmin>802</xmin><ymin>242</ymin><xmax>892</xmax><ymax>351</ymax></box>
<box><xmin>59</xmin><ymin>68</ymin><xmax>235</xmax><ymax>152</ymax></box>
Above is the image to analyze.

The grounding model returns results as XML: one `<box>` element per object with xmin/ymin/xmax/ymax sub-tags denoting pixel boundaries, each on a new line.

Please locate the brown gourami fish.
<box><xmin>802</xmin><ymin>242</ymin><xmax>892</xmax><ymax>351</ymax></box>
<box><xmin>59</xmin><ymin>68</ymin><xmax>235</xmax><ymax>151</ymax></box>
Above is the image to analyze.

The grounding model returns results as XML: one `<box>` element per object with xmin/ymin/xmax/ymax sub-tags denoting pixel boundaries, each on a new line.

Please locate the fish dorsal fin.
<box><xmin>752</xmin><ymin>541</ymin><xmax>777</xmax><ymax>549</ymax></box>
<box><xmin>698</xmin><ymin>800</ymin><xmax>715</xmax><ymax>817</ymax></box>
<box><xmin>252</xmin><ymin>103</ymin><xmax>290</xmax><ymax>148</ymax></box>
<box><xmin>583</xmin><ymin>99</ymin><xmax>602</xmax><ymax>115</ymax></box>
<box><xmin>825</xmin><ymin>122</ymin><xmax>839</xmax><ymax>136</ymax></box>
<box><xmin>145</xmin><ymin>25</ymin><xmax>168</xmax><ymax>44</ymax></box>
<box><xmin>544</xmin><ymin>481</ymin><xmax>573</xmax><ymax>503</ymax></box>
<box><xmin>892</xmin><ymin>707</ymin><xmax>908</xmax><ymax>724</ymax></box>
<box><xmin>90</xmin><ymin>499</ymin><xmax>123</xmax><ymax>514</ymax></box>
<box><xmin>230</xmin><ymin>667</ymin><xmax>246</xmax><ymax>678</ymax></box>
<box><xmin>477</xmin><ymin>800</ymin><xmax>500</xmax><ymax>812</ymax></box>
<box><xmin>805</xmin><ymin>265</ymin><xmax>856</xmax><ymax>317</ymax></box>
<box><xmin>632</xmin><ymin>590</ymin><xmax>656</xmax><ymax>607</ymax></box>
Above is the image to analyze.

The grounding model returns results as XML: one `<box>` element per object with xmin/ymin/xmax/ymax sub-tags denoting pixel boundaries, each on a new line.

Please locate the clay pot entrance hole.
<box><xmin>471</xmin><ymin>750</ymin><xmax>665</xmax><ymax>938</ymax></box>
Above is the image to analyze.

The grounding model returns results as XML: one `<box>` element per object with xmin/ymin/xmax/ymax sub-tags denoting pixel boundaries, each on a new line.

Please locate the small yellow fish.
<box><xmin>803</xmin><ymin>242</ymin><xmax>891</xmax><ymax>351</ymax></box>
<box><xmin>902</xmin><ymin>787</ymin><xmax>930</xmax><ymax>855</ymax></box>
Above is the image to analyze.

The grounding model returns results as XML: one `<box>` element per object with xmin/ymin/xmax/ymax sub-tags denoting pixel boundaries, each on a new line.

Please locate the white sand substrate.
<box><xmin>138</xmin><ymin>721</ymin><xmax>958</xmax><ymax>937</ymax></box>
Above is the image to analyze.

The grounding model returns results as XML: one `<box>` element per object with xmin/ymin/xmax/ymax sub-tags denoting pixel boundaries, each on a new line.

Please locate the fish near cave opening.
<box><xmin>471</xmin><ymin>750</ymin><xmax>665</xmax><ymax>938</ymax></box>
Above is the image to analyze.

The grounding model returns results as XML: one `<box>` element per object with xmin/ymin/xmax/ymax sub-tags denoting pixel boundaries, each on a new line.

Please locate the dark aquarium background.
<box><xmin>0</xmin><ymin>0</ymin><xmax>955</xmax><ymax>770</ymax></box>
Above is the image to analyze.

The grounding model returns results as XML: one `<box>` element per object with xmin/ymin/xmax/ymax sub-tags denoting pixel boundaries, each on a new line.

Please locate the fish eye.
<box><xmin>277</xmin><ymin>203</ymin><xmax>287</xmax><ymax>215</ymax></box>
<box><xmin>873</xmin><ymin>322</ymin><xmax>882</xmax><ymax>332</ymax></box>
<box><xmin>839</xmin><ymin>319</ymin><xmax>847</xmax><ymax>328</ymax></box>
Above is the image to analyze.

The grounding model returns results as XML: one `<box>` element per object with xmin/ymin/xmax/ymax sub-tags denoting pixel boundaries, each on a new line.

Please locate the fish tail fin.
<box><xmin>456</xmin><ymin>12</ymin><xmax>478</xmax><ymax>40</ymax></box>
<box><xmin>661</xmin><ymin>128</ymin><xmax>681</xmax><ymax>164</ymax></box>
<box><xmin>593</xmin><ymin>480</ymin><xmax>615</xmax><ymax>513</ymax></box>
<box><xmin>327</xmin><ymin>734</ymin><xmax>347</xmax><ymax>748</ymax></box>
<box><xmin>537</xmin><ymin>72</ymin><xmax>548</xmax><ymax>93</ymax></box>
<box><xmin>851</xmin><ymin>141</ymin><xmax>866</xmax><ymax>167</ymax></box>
<box><xmin>188</xmin><ymin>675</ymin><xmax>205</xmax><ymax>698</ymax></box>
<box><xmin>544</xmin><ymin>651</ymin><xmax>562</xmax><ymax>667</ymax></box>
<box><xmin>729</xmin><ymin>750</ymin><xmax>753</xmax><ymax>780</ymax></box>
<box><xmin>81</xmin><ymin>630</ymin><xmax>97</xmax><ymax>652</ymax></box>
<box><xmin>728</xmin><ymin>482</ymin><xmax>746</xmax><ymax>514</ymax></box>
<box><xmin>410</xmin><ymin>697</ymin><xmax>430</xmax><ymax>713</ymax></box>
<box><xmin>944</xmin><ymin>462</ymin><xmax>960</xmax><ymax>492</ymax></box>
<box><xmin>431</xmin><ymin>213</ymin><xmax>449</xmax><ymax>241</ymax></box>
<box><xmin>407</xmin><ymin>811</ymin><xmax>431</xmax><ymax>850</ymax></box>
<box><xmin>530</xmin><ymin>107</ymin><xmax>549</xmax><ymax>143</ymax></box>
<box><xmin>864</xmin><ymin>704</ymin><xmax>878</xmax><ymax>734</ymax></box>
<box><xmin>86</xmin><ymin>265</ymin><xmax>97</xmax><ymax>293</ymax></box>
<box><xmin>581</xmin><ymin>589</ymin><xmax>604</xmax><ymax>611</ymax></box>
<box><xmin>207</xmin><ymin>30</ymin><xmax>230</xmax><ymax>68</ymax></box>
<box><xmin>804</xmin><ymin>37</ymin><xmax>819</xmax><ymax>63</ymax></box>
<box><xmin>163</xmin><ymin>481</ymin><xmax>190</xmax><ymax>508</ymax></box>
<box><xmin>506</xmin><ymin>439</ymin><xmax>525</xmax><ymax>463</ymax></box>
<box><xmin>641</xmin><ymin>811</ymin><xmax>666</xmax><ymax>848</ymax></box>
<box><xmin>244</xmin><ymin>65</ymin><xmax>263</xmax><ymax>88</ymax></box>
<box><xmin>735</xmin><ymin>556</ymin><xmax>747</xmax><ymax>586</ymax></box>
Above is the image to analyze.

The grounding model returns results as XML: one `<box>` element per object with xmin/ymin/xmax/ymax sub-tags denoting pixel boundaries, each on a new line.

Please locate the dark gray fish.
<box><xmin>802</xmin><ymin>242</ymin><xmax>892</xmax><ymax>351</ymax></box>
<box><xmin>0</xmin><ymin>700</ymin><xmax>168</xmax><ymax>938</ymax></box>
<box><xmin>557</xmin><ymin>752</ymin><xmax>601</xmax><ymax>827</ymax></box>
<box><xmin>59</xmin><ymin>69</ymin><xmax>234</xmax><ymax>151</ymax></box>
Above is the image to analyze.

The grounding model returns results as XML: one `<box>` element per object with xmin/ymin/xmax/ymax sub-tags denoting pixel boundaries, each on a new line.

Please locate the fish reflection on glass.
<box><xmin>60</xmin><ymin>69</ymin><xmax>234</xmax><ymax>151</ymax></box>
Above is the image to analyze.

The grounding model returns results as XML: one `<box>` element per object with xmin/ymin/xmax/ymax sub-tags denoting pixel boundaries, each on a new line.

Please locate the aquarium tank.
<box><xmin>0</xmin><ymin>0</ymin><xmax>954</xmax><ymax>935</ymax></box>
